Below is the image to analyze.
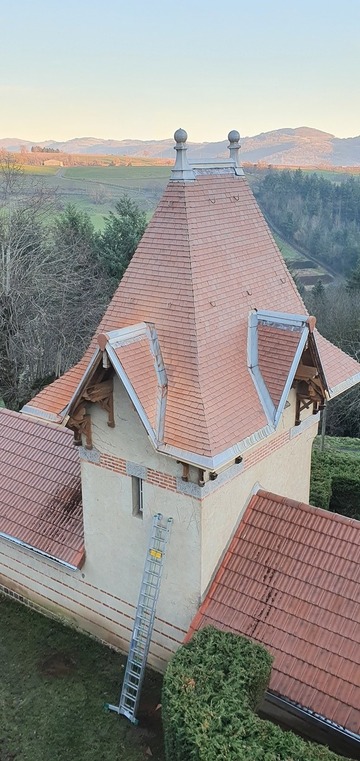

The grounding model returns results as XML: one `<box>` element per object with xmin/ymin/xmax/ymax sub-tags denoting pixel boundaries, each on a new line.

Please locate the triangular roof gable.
<box><xmin>248</xmin><ymin>310</ymin><xmax>309</xmax><ymax>426</ymax></box>
<box><xmin>248</xmin><ymin>310</ymin><xmax>328</xmax><ymax>427</ymax></box>
<box><xmin>65</xmin><ymin>323</ymin><xmax>167</xmax><ymax>448</ymax></box>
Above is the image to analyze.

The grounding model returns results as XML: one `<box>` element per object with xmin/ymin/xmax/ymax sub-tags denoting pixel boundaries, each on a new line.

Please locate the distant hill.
<box><xmin>2</xmin><ymin>127</ymin><xmax>360</xmax><ymax>166</ymax></box>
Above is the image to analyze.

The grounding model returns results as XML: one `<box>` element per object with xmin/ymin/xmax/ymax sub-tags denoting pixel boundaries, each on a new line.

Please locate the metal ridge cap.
<box><xmin>0</xmin><ymin>531</ymin><xmax>82</xmax><ymax>571</ymax></box>
<box><xmin>157</xmin><ymin>422</ymin><xmax>275</xmax><ymax>471</ymax></box>
<box><xmin>19</xmin><ymin>405</ymin><xmax>64</xmax><ymax>424</ymax></box>
<box><xmin>256</xmin><ymin>309</ymin><xmax>309</xmax><ymax>327</ymax></box>
<box><xmin>327</xmin><ymin>371</ymin><xmax>360</xmax><ymax>398</ymax></box>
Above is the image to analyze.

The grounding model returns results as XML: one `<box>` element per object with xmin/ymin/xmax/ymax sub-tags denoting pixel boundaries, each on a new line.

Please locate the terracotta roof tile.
<box><xmin>315</xmin><ymin>330</ymin><xmax>360</xmax><ymax>396</ymax></box>
<box><xmin>258</xmin><ymin>324</ymin><xmax>302</xmax><ymax>406</ymax></box>
<box><xmin>27</xmin><ymin>171</ymin><xmax>360</xmax><ymax>458</ymax></box>
<box><xmin>187</xmin><ymin>490</ymin><xmax>360</xmax><ymax>735</ymax></box>
<box><xmin>0</xmin><ymin>409</ymin><xmax>84</xmax><ymax>568</ymax></box>
<box><xmin>114</xmin><ymin>337</ymin><xmax>158</xmax><ymax>431</ymax></box>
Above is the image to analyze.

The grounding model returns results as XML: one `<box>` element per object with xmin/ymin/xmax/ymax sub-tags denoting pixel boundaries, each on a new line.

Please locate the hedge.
<box><xmin>162</xmin><ymin>627</ymin><xmax>350</xmax><ymax>761</ymax></box>
<box><xmin>310</xmin><ymin>449</ymin><xmax>360</xmax><ymax>519</ymax></box>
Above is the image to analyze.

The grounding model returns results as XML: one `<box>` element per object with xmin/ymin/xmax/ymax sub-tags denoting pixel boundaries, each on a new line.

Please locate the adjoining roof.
<box><xmin>187</xmin><ymin>490</ymin><xmax>360</xmax><ymax>736</ymax></box>
<box><xmin>0</xmin><ymin>409</ymin><xmax>84</xmax><ymax>569</ymax></box>
<box><xmin>24</xmin><ymin>131</ymin><xmax>360</xmax><ymax>465</ymax></box>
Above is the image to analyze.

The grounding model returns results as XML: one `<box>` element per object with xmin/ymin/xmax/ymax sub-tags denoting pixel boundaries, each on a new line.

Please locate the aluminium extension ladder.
<box><xmin>107</xmin><ymin>512</ymin><xmax>173</xmax><ymax>724</ymax></box>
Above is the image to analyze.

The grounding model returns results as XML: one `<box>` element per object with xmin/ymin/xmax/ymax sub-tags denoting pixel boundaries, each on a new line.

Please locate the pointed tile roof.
<box><xmin>187</xmin><ymin>490</ymin><xmax>360</xmax><ymax>736</ymax></box>
<box><xmin>24</xmin><ymin>133</ymin><xmax>360</xmax><ymax>466</ymax></box>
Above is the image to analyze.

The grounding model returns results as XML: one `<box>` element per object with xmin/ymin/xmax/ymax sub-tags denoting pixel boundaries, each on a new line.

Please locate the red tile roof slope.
<box><xmin>187</xmin><ymin>490</ymin><xmax>360</xmax><ymax>735</ymax></box>
<box><xmin>258</xmin><ymin>325</ymin><xmax>302</xmax><ymax>407</ymax></box>
<box><xmin>315</xmin><ymin>331</ymin><xmax>360</xmax><ymax>395</ymax></box>
<box><xmin>27</xmin><ymin>171</ymin><xmax>360</xmax><ymax>458</ymax></box>
<box><xmin>0</xmin><ymin>409</ymin><xmax>84</xmax><ymax>568</ymax></box>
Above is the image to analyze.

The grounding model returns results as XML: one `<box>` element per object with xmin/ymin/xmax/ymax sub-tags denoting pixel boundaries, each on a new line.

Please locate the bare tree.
<box><xmin>0</xmin><ymin>162</ymin><xmax>109</xmax><ymax>409</ymax></box>
<box><xmin>305</xmin><ymin>284</ymin><xmax>360</xmax><ymax>437</ymax></box>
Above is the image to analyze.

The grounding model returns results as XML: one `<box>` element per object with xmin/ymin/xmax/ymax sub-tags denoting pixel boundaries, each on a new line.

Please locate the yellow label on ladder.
<box><xmin>150</xmin><ymin>549</ymin><xmax>162</xmax><ymax>559</ymax></box>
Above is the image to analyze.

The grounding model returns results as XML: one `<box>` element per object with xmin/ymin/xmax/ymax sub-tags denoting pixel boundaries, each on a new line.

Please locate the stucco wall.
<box><xmin>91</xmin><ymin>375</ymin><xmax>181</xmax><ymax>477</ymax></box>
<box><xmin>0</xmin><ymin>379</ymin><xmax>319</xmax><ymax>673</ymax></box>
<box><xmin>200</xmin><ymin>401</ymin><xmax>319</xmax><ymax>595</ymax></box>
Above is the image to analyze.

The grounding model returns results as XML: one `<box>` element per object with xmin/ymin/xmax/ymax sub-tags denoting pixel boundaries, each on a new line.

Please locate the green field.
<box><xmin>11</xmin><ymin>164</ymin><xmax>170</xmax><ymax>229</ymax></box>
<box><xmin>0</xmin><ymin>594</ymin><xmax>164</xmax><ymax>761</ymax></box>
<box><xmin>21</xmin><ymin>165</ymin><xmax>60</xmax><ymax>176</ymax></box>
<box><xmin>273</xmin><ymin>233</ymin><xmax>304</xmax><ymax>261</ymax></box>
<box><xmin>63</xmin><ymin>165</ymin><xmax>171</xmax><ymax>184</ymax></box>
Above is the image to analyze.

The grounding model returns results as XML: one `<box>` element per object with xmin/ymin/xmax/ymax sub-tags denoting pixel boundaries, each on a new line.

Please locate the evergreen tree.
<box><xmin>97</xmin><ymin>195</ymin><xmax>147</xmax><ymax>283</ymax></box>
<box><xmin>346</xmin><ymin>260</ymin><xmax>360</xmax><ymax>292</ymax></box>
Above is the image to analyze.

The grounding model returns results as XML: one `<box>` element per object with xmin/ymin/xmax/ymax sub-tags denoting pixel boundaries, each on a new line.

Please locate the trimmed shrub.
<box><xmin>310</xmin><ymin>448</ymin><xmax>360</xmax><ymax>519</ymax></box>
<box><xmin>330</xmin><ymin>475</ymin><xmax>360</xmax><ymax>519</ymax></box>
<box><xmin>162</xmin><ymin>627</ymin><xmax>349</xmax><ymax>761</ymax></box>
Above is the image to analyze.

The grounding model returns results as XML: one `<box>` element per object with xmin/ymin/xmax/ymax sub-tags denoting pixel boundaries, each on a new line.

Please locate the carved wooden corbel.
<box><xmin>68</xmin><ymin>403</ymin><xmax>93</xmax><ymax>449</ymax></box>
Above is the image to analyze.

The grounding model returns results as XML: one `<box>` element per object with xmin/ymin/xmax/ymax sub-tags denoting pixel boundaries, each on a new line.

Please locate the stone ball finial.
<box><xmin>228</xmin><ymin>129</ymin><xmax>240</xmax><ymax>143</ymax></box>
<box><xmin>174</xmin><ymin>128</ymin><xmax>188</xmax><ymax>144</ymax></box>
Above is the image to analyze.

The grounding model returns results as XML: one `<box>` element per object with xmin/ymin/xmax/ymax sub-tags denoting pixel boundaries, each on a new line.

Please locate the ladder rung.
<box><xmin>114</xmin><ymin>513</ymin><xmax>172</xmax><ymax>723</ymax></box>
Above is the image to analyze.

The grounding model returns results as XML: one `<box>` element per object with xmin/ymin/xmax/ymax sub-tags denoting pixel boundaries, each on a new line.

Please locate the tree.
<box><xmin>304</xmin><ymin>284</ymin><xmax>360</xmax><ymax>438</ymax></box>
<box><xmin>97</xmin><ymin>194</ymin><xmax>147</xmax><ymax>283</ymax></box>
<box><xmin>312</xmin><ymin>278</ymin><xmax>325</xmax><ymax>300</ymax></box>
<box><xmin>48</xmin><ymin>205</ymin><xmax>109</xmax><ymax>377</ymax></box>
<box><xmin>0</xmin><ymin>169</ymin><xmax>109</xmax><ymax>408</ymax></box>
<box><xmin>346</xmin><ymin>259</ymin><xmax>360</xmax><ymax>292</ymax></box>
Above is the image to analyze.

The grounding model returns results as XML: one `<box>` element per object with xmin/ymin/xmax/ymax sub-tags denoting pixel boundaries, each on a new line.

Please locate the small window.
<box><xmin>132</xmin><ymin>476</ymin><xmax>143</xmax><ymax>518</ymax></box>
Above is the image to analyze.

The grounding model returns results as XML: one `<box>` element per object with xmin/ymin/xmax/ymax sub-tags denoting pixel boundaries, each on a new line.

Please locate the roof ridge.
<box><xmin>183</xmin><ymin>184</ymin><xmax>216</xmax><ymax>455</ymax></box>
<box><xmin>257</xmin><ymin>489</ymin><xmax>360</xmax><ymax>528</ymax></box>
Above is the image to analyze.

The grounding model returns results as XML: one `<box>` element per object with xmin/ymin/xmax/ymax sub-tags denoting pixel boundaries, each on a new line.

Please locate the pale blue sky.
<box><xmin>1</xmin><ymin>0</ymin><xmax>359</xmax><ymax>142</ymax></box>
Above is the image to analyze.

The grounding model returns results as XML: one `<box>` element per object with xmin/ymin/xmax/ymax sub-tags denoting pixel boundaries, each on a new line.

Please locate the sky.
<box><xmin>1</xmin><ymin>0</ymin><xmax>359</xmax><ymax>143</ymax></box>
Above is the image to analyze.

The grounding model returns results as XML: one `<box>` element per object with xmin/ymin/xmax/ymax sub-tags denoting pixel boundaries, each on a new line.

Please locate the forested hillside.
<box><xmin>256</xmin><ymin>169</ymin><xmax>360</xmax><ymax>274</ymax></box>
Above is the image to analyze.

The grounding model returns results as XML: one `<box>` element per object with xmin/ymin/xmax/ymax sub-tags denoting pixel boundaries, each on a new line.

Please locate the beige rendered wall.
<box><xmin>0</xmin><ymin>466</ymin><xmax>200</xmax><ymax>673</ymax></box>
<box><xmin>0</xmin><ymin>374</ymin><xmax>202</xmax><ymax>673</ymax></box>
<box><xmin>200</xmin><ymin>392</ymin><xmax>319</xmax><ymax>596</ymax></box>
<box><xmin>0</xmin><ymin>381</ymin><xmax>318</xmax><ymax>674</ymax></box>
<box><xmin>91</xmin><ymin>375</ymin><xmax>180</xmax><ymax>476</ymax></box>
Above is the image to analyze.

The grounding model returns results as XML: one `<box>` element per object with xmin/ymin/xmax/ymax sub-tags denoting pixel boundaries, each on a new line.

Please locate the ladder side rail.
<box><xmin>109</xmin><ymin>513</ymin><xmax>172</xmax><ymax>723</ymax></box>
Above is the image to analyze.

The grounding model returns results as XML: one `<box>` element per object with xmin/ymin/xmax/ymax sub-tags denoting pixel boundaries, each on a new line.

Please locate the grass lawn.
<box><xmin>273</xmin><ymin>233</ymin><xmax>306</xmax><ymax>262</ymax></box>
<box><xmin>0</xmin><ymin>595</ymin><xmax>165</xmax><ymax>761</ymax></box>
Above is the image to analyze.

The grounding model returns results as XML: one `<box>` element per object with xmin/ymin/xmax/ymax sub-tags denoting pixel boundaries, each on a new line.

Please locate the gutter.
<box><xmin>265</xmin><ymin>692</ymin><xmax>360</xmax><ymax>746</ymax></box>
<box><xmin>0</xmin><ymin>531</ymin><xmax>83</xmax><ymax>571</ymax></box>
